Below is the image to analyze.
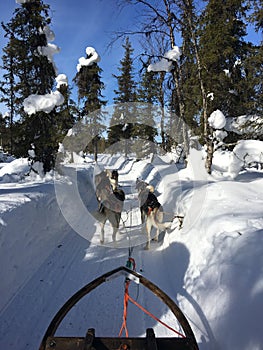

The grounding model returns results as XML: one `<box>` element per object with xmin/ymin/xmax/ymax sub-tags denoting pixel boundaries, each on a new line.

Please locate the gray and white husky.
<box><xmin>94</xmin><ymin>168</ymin><xmax>125</xmax><ymax>244</ymax></box>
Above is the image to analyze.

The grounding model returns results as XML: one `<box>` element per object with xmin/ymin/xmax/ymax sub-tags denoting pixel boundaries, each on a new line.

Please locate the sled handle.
<box><xmin>39</xmin><ymin>266</ymin><xmax>198</xmax><ymax>350</ymax></box>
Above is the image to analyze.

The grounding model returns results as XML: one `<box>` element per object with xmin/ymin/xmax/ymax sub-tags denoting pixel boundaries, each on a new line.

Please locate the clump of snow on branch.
<box><xmin>16</xmin><ymin>0</ymin><xmax>31</xmax><ymax>3</ymax></box>
<box><xmin>208</xmin><ymin>110</ymin><xmax>228</xmax><ymax>149</ymax></box>
<box><xmin>228</xmin><ymin>140</ymin><xmax>263</xmax><ymax>178</ymax></box>
<box><xmin>223</xmin><ymin>69</ymin><xmax>231</xmax><ymax>77</ymax></box>
<box><xmin>147</xmin><ymin>46</ymin><xmax>181</xmax><ymax>73</ymax></box>
<box><xmin>56</xmin><ymin>74</ymin><xmax>68</xmax><ymax>89</ymax></box>
<box><xmin>38</xmin><ymin>25</ymin><xmax>60</xmax><ymax>73</ymax></box>
<box><xmin>213</xmin><ymin>129</ymin><xmax>228</xmax><ymax>142</ymax></box>
<box><xmin>207</xmin><ymin>92</ymin><xmax>214</xmax><ymax>101</ymax></box>
<box><xmin>23</xmin><ymin>90</ymin><xmax>64</xmax><ymax>115</ymax></box>
<box><xmin>209</xmin><ymin>110</ymin><xmax>226</xmax><ymax>130</ymax></box>
<box><xmin>28</xmin><ymin>143</ymin><xmax>36</xmax><ymax>159</ymax></box>
<box><xmin>225</xmin><ymin>115</ymin><xmax>263</xmax><ymax>136</ymax></box>
<box><xmin>23</xmin><ymin>73</ymin><xmax>67</xmax><ymax>115</ymax></box>
<box><xmin>77</xmin><ymin>47</ymin><xmax>100</xmax><ymax>72</ymax></box>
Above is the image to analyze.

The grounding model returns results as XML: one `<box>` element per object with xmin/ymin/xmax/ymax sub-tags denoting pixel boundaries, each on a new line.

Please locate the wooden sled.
<box><xmin>39</xmin><ymin>266</ymin><xmax>199</xmax><ymax>350</ymax></box>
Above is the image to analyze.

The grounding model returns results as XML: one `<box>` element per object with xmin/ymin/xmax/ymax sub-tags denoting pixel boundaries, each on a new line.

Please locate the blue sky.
<box><xmin>0</xmin><ymin>0</ymin><xmax>261</xmax><ymax>115</ymax></box>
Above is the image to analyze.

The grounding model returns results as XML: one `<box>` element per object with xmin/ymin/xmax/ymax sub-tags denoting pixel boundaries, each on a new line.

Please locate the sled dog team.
<box><xmin>94</xmin><ymin>168</ymin><xmax>177</xmax><ymax>249</ymax></box>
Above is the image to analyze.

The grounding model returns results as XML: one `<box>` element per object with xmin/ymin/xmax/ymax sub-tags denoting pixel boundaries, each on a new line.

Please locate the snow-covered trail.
<box><xmin>0</xmin><ymin>157</ymin><xmax>186</xmax><ymax>350</ymax></box>
<box><xmin>2</xmin><ymin>155</ymin><xmax>262</xmax><ymax>350</ymax></box>
<box><xmin>0</xmin><ymin>182</ymin><xmax>131</xmax><ymax>349</ymax></box>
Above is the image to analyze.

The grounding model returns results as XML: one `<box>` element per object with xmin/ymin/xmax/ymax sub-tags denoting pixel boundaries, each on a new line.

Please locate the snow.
<box><xmin>0</xmin><ymin>150</ymin><xmax>263</xmax><ymax>350</ymax></box>
<box><xmin>16</xmin><ymin>0</ymin><xmax>31</xmax><ymax>3</ymax></box>
<box><xmin>228</xmin><ymin>140</ymin><xmax>263</xmax><ymax>178</ymax></box>
<box><xmin>55</xmin><ymin>73</ymin><xmax>68</xmax><ymax>89</ymax></box>
<box><xmin>38</xmin><ymin>43</ymin><xmax>60</xmax><ymax>64</ymax></box>
<box><xmin>23</xmin><ymin>90</ymin><xmax>64</xmax><ymax>115</ymax></box>
<box><xmin>208</xmin><ymin>110</ymin><xmax>226</xmax><ymax>129</ymax></box>
<box><xmin>207</xmin><ymin>92</ymin><xmax>214</xmax><ymax>101</ymax></box>
<box><xmin>0</xmin><ymin>158</ymin><xmax>30</xmax><ymax>179</ymax></box>
<box><xmin>147</xmin><ymin>46</ymin><xmax>181</xmax><ymax>72</ymax></box>
<box><xmin>225</xmin><ymin>115</ymin><xmax>263</xmax><ymax>136</ymax></box>
<box><xmin>39</xmin><ymin>25</ymin><xmax>55</xmax><ymax>43</ymax></box>
<box><xmin>38</xmin><ymin>25</ymin><xmax>60</xmax><ymax>73</ymax></box>
<box><xmin>20</xmin><ymin>22</ymin><xmax>66</xmax><ymax>115</ymax></box>
<box><xmin>77</xmin><ymin>47</ymin><xmax>101</xmax><ymax>72</ymax></box>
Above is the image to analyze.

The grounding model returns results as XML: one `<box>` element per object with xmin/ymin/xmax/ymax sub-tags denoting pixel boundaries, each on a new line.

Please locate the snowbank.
<box><xmin>0</xmin><ymin>158</ymin><xmax>30</xmax><ymax>182</ymax></box>
<box><xmin>228</xmin><ymin>140</ymin><xmax>263</xmax><ymax>178</ymax></box>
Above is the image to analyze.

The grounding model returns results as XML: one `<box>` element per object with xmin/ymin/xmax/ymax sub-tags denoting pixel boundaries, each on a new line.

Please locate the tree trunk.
<box><xmin>164</xmin><ymin>0</ymin><xmax>189</xmax><ymax>156</ymax></box>
<box><xmin>184</xmin><ymin>0</ymin><xmax>213</xmax><ymax>173</ymax></box>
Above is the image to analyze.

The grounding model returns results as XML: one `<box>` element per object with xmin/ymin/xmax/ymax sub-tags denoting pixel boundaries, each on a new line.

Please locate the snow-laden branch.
<box><xmin>23</xmin><ymin>90</ymin><xmax>64</xmax><ymax>115</ymax></box>
<box><xmin>38</xmin><ymin>25</ymin><xmax>60</xmax><ymax>74</ymax></box>
<box><xmin>77</xmin><ymin>47</ymin><xmax>100</xmax><ymax>72</ymax></box>
<box><xmin>147</xmin><ymin>46</ymin><xmax>181</xmax><ymax>72</ymax></box>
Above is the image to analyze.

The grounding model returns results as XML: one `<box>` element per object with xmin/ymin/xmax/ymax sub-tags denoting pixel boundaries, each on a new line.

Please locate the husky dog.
<box><xmin>106</xmin><ymin>169</ymin><xmax>119</xmax><ymax>191</ymax></box>
<box><xmin>136</xmin><ymin>178</ymin><xmax>171</xmax><ymax>250</ymax></box>
<box><xmin>95</xmin><ymin>170</ymin><xmax>125</xmax><ymax>244</ymax></box>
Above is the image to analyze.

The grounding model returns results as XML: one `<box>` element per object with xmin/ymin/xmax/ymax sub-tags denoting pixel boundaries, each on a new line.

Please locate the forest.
<box><xmin>0</xmin><ymin>0</ymin><xmax>262</xmax><ymax>173</ymax></box>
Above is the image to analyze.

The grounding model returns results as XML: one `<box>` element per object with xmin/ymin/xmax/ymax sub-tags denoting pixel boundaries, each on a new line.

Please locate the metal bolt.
<box><xmin>48</xmin><ymin>340</ymin><xmax>56</xmax><ymax>348</ymax></box>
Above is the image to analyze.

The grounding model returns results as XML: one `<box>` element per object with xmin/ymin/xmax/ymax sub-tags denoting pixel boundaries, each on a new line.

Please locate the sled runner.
<box><xmin>39</xmin><ymin>266</ymin><xmax>199</xmax><ymax>350</ymax></box>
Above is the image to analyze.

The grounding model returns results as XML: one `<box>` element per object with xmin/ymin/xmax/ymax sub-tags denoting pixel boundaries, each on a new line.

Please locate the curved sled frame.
<box><xmin>39</xmin><ymin>266</ymin><xmax>199</xmax><ymax>350</ymax></box>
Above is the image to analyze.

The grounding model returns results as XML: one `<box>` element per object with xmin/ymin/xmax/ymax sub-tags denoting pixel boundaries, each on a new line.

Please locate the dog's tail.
<box><xmin>156</xmin><ymin>221</ymin><xmax>172</xmax><ymax>231</ymax></box>
<box><xmin>153</xmin><ymin>208</ymin><xmax>172</xmax><ymax>230</ymax></box>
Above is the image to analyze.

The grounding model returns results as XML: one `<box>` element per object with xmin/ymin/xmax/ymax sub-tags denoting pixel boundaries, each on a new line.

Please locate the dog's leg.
<box><xmin>153</xmin><ymin>227</ymin><xmax>160</xmax><ymax>242</ymax></box>
<box><xmin>145</xmin><ymin>218</ymin><xmax>152</xmax><ymax>250</ymax></box>
<box><xmin>108</xmin><ymin>212</ymin><xmax>121</xmax><ymax>244</ymax></box>
<box><xmin>100</xmin><ymin>219</ymin><xmax>106</xmax><ymax>244</ymax></box>
<box><xmin>140</xmin><ymin>208</ymin><xmax>145</xmax><ymax>225</ymax></box>
<box><xmin>112</xmin><ymin>226</ymin><xmax>118</xmax><ymax>242</ymax></box>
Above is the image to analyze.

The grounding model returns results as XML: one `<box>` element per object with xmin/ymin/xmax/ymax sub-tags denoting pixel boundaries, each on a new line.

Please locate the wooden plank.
<box><xmin>45</xmin><ymin>336</ymin><xmax>194</xmax><ymax>350</ymax></box>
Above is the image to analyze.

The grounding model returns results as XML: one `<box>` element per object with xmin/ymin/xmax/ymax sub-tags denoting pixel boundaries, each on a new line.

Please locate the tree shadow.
<box><xmin>158</xmin><ymin>241</ymin><xmax>218</xmax><ymax>349</ymax></box>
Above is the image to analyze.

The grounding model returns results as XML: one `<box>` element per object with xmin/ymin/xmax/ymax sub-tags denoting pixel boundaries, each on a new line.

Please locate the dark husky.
<box><xmin>136</xmin><ymin>178</ymin><xmax>172</xmax><ymax>250</ymax></box>
<box><xmin>95</xmin><ymin>170</ymin><xmax>125</xmax><ymax>244</ymax></box>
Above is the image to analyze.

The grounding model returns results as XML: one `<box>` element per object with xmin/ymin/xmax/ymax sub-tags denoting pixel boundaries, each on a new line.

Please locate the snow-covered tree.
<box><xmin>73</xmin><ymin>47</ymin><xmax>107</xmax><ymax>161</ymax></box>
<box><xmin>0</xmin><ymin>0</ymin><xmax>63</xmax><ymax>172</ymax></box>
<box><xmin>199</xmin><ymin>0</ymin><xmax>249</xmax><ymax>116</ymax></box>
<box><xmin>108</xmin><ymin>38</ymin><xmax>137</xmax><ymax>156</ymax></box>
<box><xmin>136</xmin><ymin>60</ymin><xmax>159</xmax><ymax>154</ymax></box>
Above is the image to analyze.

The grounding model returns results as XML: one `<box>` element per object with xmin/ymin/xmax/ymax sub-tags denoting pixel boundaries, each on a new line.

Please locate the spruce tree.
<box><xmin>73</xmin><ymin>48</ymin><xmax>107</xmax><ymax>161</ymax></box>
<box><xmin>0</xmin><ymin>32</ymin><xmax>16</xmax><ymax>154</ymax></box>
<box><xmin>108</xmin><ymin>37</ymin><xmax>137</xmax><ymax>156</ymax></box>
<box><xmin>245</xmin><ymin>0</ymin><xmax>263</xmax><ymax>115</ymax></box>
<box><xmin>199</xmin><ymin>0</ymin><xmax>249</xmax><ymax>117</ymax></box>
<box><xmin>136</xmin><ymin>60</ymin><xmax>159</xmax><ymax>154</ymax></box>
<box><xmin>1</xmin><ymin>0</ymin><xmax>61</xmax><ymax>172</ymax></box>
<box><xmin>0</xmin><ymin>112</ymin><xmax>8</xmax><ymax>152</ymax></box>
<box><xmin>113</xmin><ymin>38</ymin><xmax>137</xmax><ymax>104</ymax></box>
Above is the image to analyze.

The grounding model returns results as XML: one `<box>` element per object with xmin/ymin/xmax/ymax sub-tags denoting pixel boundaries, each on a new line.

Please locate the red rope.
<box><xmin>128</xmin><ymin>294</ymin><xmax>186</xmax><ymax>338</ymax></box>
<box><xmin>118</xmin><ymin>281</ymin><xmax>130</xmax><ymax>337</ymax></box>
<box><xmin>118</xmin><ymin>279</ymin><xmax>186</xmax><ymax>339</ymax></box>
